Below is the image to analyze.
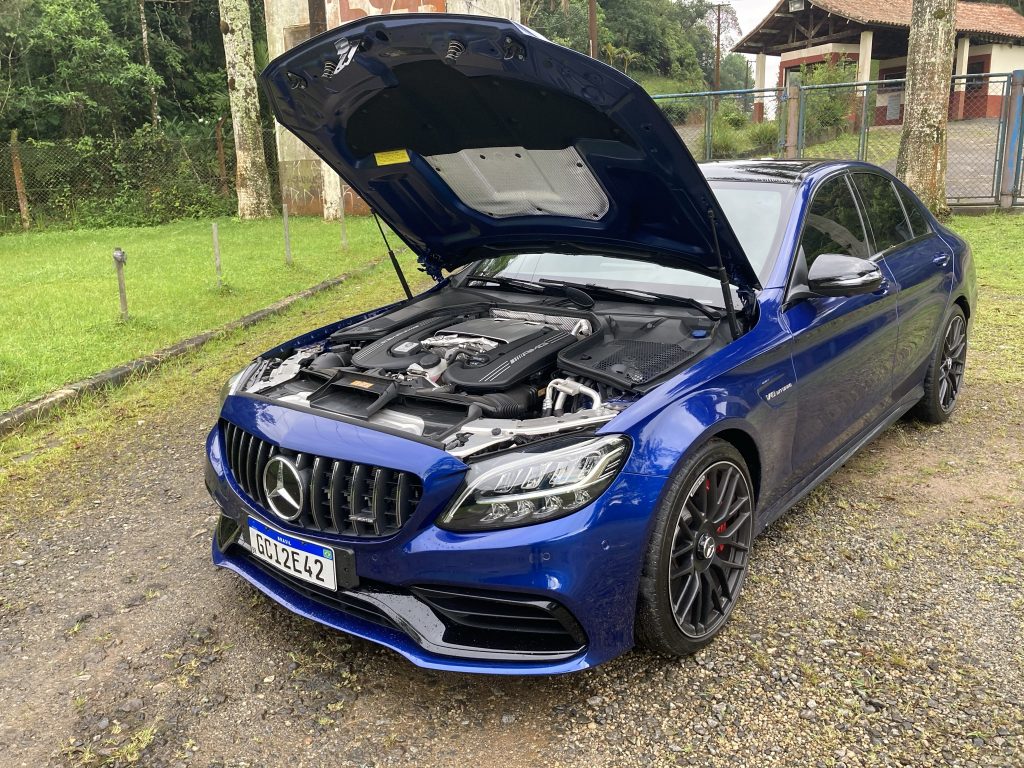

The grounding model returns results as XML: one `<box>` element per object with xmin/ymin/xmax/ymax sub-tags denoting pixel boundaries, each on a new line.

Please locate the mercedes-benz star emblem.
<box><xmin>263</xmin><ymin>456</ymin><xmax>304</xmax><ymax>522</ymax></box>
<box><xmin>698</xmin><ymin>533</ymin><xmax>716</xmax><ymax>560</ymax></box>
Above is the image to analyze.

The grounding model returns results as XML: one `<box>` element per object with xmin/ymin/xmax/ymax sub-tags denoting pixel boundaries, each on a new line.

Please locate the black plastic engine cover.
<box><xmin>350</xmin><ymin>316</ymin><xmax>455</xmax><ymax>371</ymax></box>
<box><xmin>443</xmin><ymin>326</ymin><xmax>577</xmax><ymax>392</ymax></box>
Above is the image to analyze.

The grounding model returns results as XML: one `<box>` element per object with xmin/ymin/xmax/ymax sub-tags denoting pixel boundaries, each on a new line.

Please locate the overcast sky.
<box><xmin>728</xmin><ymin>0</ymin><xmax>783</xmax><ymax>88</ymax></box>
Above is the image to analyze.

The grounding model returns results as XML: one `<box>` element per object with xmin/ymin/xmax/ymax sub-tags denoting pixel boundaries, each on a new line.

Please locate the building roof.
<box><xmin>735</xmin><ymin>0</ymin><xmax>1024</xmax><ymax>54</ymax></box>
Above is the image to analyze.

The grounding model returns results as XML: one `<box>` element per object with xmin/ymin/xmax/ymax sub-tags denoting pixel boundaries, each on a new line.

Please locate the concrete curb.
<box><xmin>0</xmin><ymin>269</ymin><xmax>366</xmax><ymax>439</ymax></box>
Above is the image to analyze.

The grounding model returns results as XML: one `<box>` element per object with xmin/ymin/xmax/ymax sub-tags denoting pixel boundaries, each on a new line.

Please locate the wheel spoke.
<box><xmin>672</xmin><ymin>573</ymin><xmax>700</xmax><ymax>618</ymax></box>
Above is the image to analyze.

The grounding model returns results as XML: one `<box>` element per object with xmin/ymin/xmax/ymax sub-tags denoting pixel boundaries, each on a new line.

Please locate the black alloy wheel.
<box><xmin>636</xmin><ymin>439</ymin><xmax>754</xmax><ymax>656</ymax></box>
<box><xmin>913</xmin><ymin>305</ymin><xmax>968</xmax><ymax>424</ymax></box>
<box><xmin>937</xmin><ymin>312</ymin><xmax>967</xmax><ymax>413</ymax></box>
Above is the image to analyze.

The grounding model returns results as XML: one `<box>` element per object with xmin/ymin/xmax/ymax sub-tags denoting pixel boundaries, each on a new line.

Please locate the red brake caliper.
<box><xmin>708</xmin><ymin>476</ymin><xmax>726</xmax><ymax>553</ymax></box>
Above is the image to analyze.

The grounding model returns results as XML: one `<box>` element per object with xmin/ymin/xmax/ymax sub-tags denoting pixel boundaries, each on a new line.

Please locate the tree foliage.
<box><xmin>522</xmin><ymin>0</ymin><xmax>725</xmax><ymax>92</ymax></box>
<box><xmin>0</xmin><ymin>0</ymin><xmax>235</xmax><ymax>139</ymax></box>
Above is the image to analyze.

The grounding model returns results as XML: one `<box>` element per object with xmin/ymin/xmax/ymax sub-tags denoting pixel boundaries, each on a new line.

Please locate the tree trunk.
<box><xmin>138</xmin><ymin>0</ymin><xmax>159</xmax><ymax>127</ymax></box>
<box><xmin>895</xmin><ymin>0</ymin><xmax>957</xmax><ymax>217</ymax></box>
<box><xmin>218</xmin><ymin>0</ymin><xmax>275</xmax><ymax>219</ymax></box>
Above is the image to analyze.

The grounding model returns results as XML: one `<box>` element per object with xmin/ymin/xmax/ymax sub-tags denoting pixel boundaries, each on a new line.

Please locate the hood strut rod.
<box><xmin>706</xmin><ymin>208</ymin><xmax>741</xmax><ymax>340</ymax></box>
<box><xmin>374</xmin><ymin>213</ymin><xmax>413</xmax><ymax>300</ymax></box>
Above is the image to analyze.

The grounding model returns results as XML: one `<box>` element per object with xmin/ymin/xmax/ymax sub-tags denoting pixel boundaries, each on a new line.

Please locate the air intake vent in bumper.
<box><xmin>221</xmin><ymin>421</ymin><xmax>423</xmax><ymax>538</ymax></box>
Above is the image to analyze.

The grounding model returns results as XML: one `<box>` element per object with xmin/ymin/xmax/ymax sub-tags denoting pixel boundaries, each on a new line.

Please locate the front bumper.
<box><xmin>206</xmin><ymin>407</ymin><xmax>666</xmax><ymax>674</ymax></box>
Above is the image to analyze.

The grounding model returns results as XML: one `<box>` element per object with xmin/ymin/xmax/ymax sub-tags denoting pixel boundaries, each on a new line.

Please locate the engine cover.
<box><xmin>440</xmin><ymin>322</ymin><xmax>577</xmax><ymax>392</ymax></box>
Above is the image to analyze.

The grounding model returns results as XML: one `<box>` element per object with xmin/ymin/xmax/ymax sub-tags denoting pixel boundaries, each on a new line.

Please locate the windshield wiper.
<box><xmin>465</xmin><ymin>275</ymin><xmax>546</xmax><ymax>293</ymax></box>
<box><xmin>465</xmin><ymin>275</ymin><xmax>595</xmax><ymax>308</ymax></box>
<box><xmin>539</xmin><ymin>279</ymin><xmax>723</xmax><ymax>321</ymax></box>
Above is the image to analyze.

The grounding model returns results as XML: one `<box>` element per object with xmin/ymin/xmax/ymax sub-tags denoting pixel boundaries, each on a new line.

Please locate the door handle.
<box><xmin>932</xmin><ymin>252</ymin><xmax>952</xmax><ymax>267</ymax></box>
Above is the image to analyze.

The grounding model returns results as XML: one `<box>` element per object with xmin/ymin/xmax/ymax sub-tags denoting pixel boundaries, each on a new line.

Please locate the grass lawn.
<box><xmin>803</xmin><ymin>124</ymin><xmax>901</xmax><ymax>166</ymax></box>
<box><xmin>0</xmin><ymin>215</ymin><xmax>406</xmax><ymax>412</ymax></box>
<box><xmin>0</xmin><ymin>213</ymin><xmax>1017</xmax><ymax>490</ymax></box>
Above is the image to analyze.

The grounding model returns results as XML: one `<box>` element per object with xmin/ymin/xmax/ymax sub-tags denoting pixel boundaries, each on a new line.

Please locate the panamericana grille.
<box><xmin>221</xmin><ymin>421</ymin><xmax>423</xmax><ymax>538</ymax></box>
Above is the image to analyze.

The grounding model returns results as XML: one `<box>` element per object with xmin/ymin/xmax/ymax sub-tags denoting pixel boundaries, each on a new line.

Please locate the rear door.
<box><xmin>782</xmin><ymin>173</ymin><xmax>899</xmax><ymax>482</ymax></box>
<box><xmin>850</xmin><ymin>172</ymin><xmax>952</xmax><ymax>402</ymax></box>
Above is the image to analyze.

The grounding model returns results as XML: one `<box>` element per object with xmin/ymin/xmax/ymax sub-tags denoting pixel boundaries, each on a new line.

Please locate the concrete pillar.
<box><xmin>952</xmin><ymin>36</ymin><xmax>970</xmax><ymax>121</ymax></box>
<box><xmin>856</xmin><ymin>30</ymin><xmax>873</xmax><ymax>84</ymax></box>
<box><xmin>446</xmin><ymin>0</ymin><xmax>518</xmax><ymax>16</ymax></box>
<box><xmin>753</xmin><ymin>52</ymin><xmax>767</xmax><ymax>123</ymax></box>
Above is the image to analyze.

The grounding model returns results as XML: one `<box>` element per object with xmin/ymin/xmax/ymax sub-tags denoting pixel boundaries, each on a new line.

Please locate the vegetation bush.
<box><xmin>800</xmin><ymin>57</ymin><xmax>859</xmax><ymax>142</ymax></box>
<box><xmin>747</xmin><ymin>120</ymin><xmax>781</xmax><ymax>151</ymax></box>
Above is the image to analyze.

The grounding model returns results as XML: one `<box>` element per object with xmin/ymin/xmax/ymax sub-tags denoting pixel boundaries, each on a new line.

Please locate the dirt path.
<box><xmin>1</xmin><ymin>326</ymin><xmax>1021</xmax><ymax>767</ymax></box>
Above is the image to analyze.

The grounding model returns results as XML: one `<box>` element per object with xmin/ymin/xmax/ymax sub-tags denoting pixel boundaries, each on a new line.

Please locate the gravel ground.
<box><xmin>1</xmin><ymin>316</ymin><xmax>1021</xmax><ymax>767</ymax></box>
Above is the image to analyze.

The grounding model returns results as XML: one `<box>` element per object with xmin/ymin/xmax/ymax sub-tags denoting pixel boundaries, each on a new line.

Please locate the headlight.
<box><xmin>219</xmin><ymin>365</ymin><xmax>252</xmax><ymax>408</ymax></box>
<box><xmin>438</xmin><ymin>435</ymin><xmax>629</xmax><ymax>532</ymax></box>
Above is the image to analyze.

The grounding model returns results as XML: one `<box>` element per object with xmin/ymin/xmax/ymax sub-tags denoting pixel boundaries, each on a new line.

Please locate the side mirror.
<box><xmin>807</xmin><ymin>254</ymin><xmax>883</xmax><ymax>297</ymax></box>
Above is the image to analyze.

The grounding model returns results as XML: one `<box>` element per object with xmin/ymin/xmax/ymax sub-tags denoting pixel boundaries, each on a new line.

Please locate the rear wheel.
<box><xmin>636</xmin><ymin>439</ymin><xmax>754</xmax><ymax>656</ymax></box>
<box><xmin>912</xmin><ymin>306</ymin><xmax>968</xmax><ymax>424</ymax></box>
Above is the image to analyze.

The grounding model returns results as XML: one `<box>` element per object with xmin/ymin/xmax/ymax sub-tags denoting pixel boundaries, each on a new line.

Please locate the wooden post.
<box><xmin>212</xmin><ymin>222</ymin><xmax>223</xmax><ymax>287</ymax></box>
<box><xmin>339</xmin><ymin>185</ymin><xmax>349</xmax><ymax>250</ymax></box>
<box><xmin>10</xmin><ymin>130</ymin><xmax>31</xmax><ymax>231</ymax></box>
<box><xmin>785</xmin><ymin>85</ymin><xmax>801</xmax><ymax>160</ymax></box>
<box><xmin>214</xmin><ymin>117</ymin><xmax>229</xmax><ymax>196</ymax></box>
<box><xmin>113</xmin><ymin>248</ymin><xmax>129</xmax><ymax>322</ymax></box>
<box><xmin>282</xmin><ymin>203</ymin><xmax>292</xmax><ymax>265</ymax></box>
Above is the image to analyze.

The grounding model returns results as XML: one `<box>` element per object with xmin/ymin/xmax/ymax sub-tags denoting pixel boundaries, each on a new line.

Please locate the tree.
<box><xmin>896</xmin><ymin>0</ymin><xmax>957</xmax><ymax>216</ymax></box>
<box><xmin>217</xmin><ymin>0</ymin><xmax>274</xmax><ymax>219</ymax></box>
<box><xmin>619</xmin><ymin>48</ymin><xmax>643</xmax><ymax>75</ymax></box>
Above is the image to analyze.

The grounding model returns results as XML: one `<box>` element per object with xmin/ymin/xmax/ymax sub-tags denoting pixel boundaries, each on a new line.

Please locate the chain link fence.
<box><xmin>654</xmin><ymin>88</ymin><xmax>786</xmax><ymax>161</ymax></box>
<box><xmin>657</xmin><ymin>72</ymin><xmax>1024</xmax><ymax>208</ymax></box>
<box><xmin>3</xmin><ymin>73</ymin><xmax>1022</xmax><ymax>232</ymax></box>
<box><xmin>0</xmin><ymin>123</ymin><xmax>282</xmax><ymax>232</ymax></box>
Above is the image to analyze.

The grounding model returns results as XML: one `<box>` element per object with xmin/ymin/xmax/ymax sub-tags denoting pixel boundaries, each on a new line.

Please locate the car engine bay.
<box><xmin>235</xmin><ymin>290</ymin><xmax>726</xmax><ymax>458</ymax></box>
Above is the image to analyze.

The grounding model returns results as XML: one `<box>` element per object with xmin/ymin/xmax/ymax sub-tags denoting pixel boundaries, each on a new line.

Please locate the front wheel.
<box><xmin>912</xmin><ymin>306</ymin><xmax>968</xmax><ymax>424</ymax></box>
<box><xmin>635</xmin><ymin>439</ymin><xmax>754</xmax><ymax>656</ymax></box>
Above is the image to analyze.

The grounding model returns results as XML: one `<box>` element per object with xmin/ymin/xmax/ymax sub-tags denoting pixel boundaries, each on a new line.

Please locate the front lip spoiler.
<box><xmin>214</xmin><ymin>520</ymin><xmax>587</xmax><ymax>667</ymax></box>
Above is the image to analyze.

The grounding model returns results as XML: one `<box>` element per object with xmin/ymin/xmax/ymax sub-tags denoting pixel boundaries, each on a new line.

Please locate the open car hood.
<box><xmin>261</xmin><ymin>14</ymin><xmax>759</xmax><ymax>290</ymax></box>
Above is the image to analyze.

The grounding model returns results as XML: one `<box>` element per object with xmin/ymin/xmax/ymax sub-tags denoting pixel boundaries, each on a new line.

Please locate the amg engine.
<box><xmin>236</xmin><ymin>300</ymin><xmax>720</xmax><ymax>458</ymax></box>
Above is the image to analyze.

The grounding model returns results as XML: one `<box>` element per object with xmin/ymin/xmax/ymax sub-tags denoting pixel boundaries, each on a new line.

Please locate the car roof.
<box><xmin>699</xmin><ymin>159</ymin><xmax>837</xmax><ymax>184</ymax></box>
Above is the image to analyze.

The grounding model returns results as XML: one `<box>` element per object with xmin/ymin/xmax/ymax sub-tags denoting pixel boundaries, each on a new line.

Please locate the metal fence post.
<box><xmin>858</xmin><ymin>84</ymin><xmax>870</xmax><ymax>162</ymax></box>
<box><xmin>785</xmin><ymin>85</ymin><xmax>801</xmax><ymax>159</ymax></box>
<box><xmin>999</xmin><ymin>70</ymin><xmax>1024</xmax><ymax>209</ymax></box>
<box><xmin>704</xmin><ymin>94</ymin><xmax>714</xmax><ymax>161</ymax></box>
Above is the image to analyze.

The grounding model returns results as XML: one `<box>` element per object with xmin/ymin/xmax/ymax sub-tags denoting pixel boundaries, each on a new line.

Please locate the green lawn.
<box><xmin>803</xmin><ymin>124</ymin><xmax>902</xmax><ymax>165</ymax></box>
<box><xmin>0</xmin><ymin>215</ymin><xmax>407</xmax><ymax>411</ymax></box>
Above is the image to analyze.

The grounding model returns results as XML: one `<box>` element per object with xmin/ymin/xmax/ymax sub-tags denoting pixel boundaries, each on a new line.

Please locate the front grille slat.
<box><xmin>220</xmin><ymin>421</ymin><xmax>421</xmax><ymax>540</ymax></box>
<box><xmin>309</xmin><ymin>457</ymin><xmax>328</xmax><ymax>532</ymax></box>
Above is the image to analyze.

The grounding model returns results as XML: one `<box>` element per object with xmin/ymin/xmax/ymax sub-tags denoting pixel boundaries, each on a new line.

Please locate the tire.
<box><xmin>911</xmin><ymin>306</ymin><xmax>968</xmax><ymax>424</ymax></box>
<box><xmin>635</xmin><ymin>439</ymin><xmax>754</xmax><ymax>656</ymax></box>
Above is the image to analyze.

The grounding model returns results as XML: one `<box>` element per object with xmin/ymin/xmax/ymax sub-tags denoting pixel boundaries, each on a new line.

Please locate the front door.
<box><xmin>851</xmin><ymin>172</ymin><xmax>953</xmax><ymax>403</ymax></box>
<box><xmin>783</xmin><ymin>174</ymin><xmax>900</xmax><ymax>481</ymax></box>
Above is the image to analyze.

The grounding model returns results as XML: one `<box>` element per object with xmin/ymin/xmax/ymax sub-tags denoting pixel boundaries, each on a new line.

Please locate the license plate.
<box><xmin>248</xmin><ymin>516</ymin><xmax>338</xmax><ymax>591</ymax></box>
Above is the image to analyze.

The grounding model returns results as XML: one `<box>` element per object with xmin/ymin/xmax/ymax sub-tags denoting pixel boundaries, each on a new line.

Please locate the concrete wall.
<box><xmin>265</xmin><ymin>0</ymin><xmax>520</xmax><ymax>217</ymax></box>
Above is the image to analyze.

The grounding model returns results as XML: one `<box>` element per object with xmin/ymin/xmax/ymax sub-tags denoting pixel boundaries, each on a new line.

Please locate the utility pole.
<box><xmin>714</xmin><ymin>3</ymin><xmax>723</xmax><ymax>91</ymax></box>
<box><xmin>588</xmin><ymin>0</ymin><xmax>598</xmax><ymax>58</ymax></box>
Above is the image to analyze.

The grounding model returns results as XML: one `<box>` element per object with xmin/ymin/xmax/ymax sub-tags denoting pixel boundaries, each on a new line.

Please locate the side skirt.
<box><xmin>754</xmin><ymin>386</ymin><xmax>923</xmax><ymax>535</ymax></box>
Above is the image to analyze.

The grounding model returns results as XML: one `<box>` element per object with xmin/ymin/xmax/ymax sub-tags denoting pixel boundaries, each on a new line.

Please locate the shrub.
<box><xmin>747</xmin><ymin>120</ymin><xmax>781</xmax><ymax>152</ymax></box>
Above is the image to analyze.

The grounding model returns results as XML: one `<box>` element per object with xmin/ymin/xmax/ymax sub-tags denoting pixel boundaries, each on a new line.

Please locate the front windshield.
<box><xmin>466</xmin><ymin>182</ymin><xmax>793</xmax><ymax>306</ymax></box>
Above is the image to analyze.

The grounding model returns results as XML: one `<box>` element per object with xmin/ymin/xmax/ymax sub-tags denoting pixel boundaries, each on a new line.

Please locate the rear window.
<box><xmin>852</xmin><ymin>173</ymin><xmax>913</xmax><ymax>253</ymax></box>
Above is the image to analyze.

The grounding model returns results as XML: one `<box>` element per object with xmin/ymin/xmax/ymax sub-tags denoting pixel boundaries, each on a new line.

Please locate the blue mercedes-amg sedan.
<box><xmin>204</xmin><ymin>14</ymin><xmax>975</xmax><ymax>674</ymax></box>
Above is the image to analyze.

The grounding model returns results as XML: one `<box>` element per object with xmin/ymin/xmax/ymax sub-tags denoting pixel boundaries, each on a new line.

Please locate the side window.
<box><xmin>895</xmin><ymin>184</ymin><xmax>930</xmax><ymax>238</ymax></box>
<box><xmin>799</xmin><ymin>176</ymin><xmax>868</xmax><ymax>268</ymax></box>
<box><xmin>852</xmin><ymin>172</ymin><xmax>913</xmax><ymax>253</ymax></box>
